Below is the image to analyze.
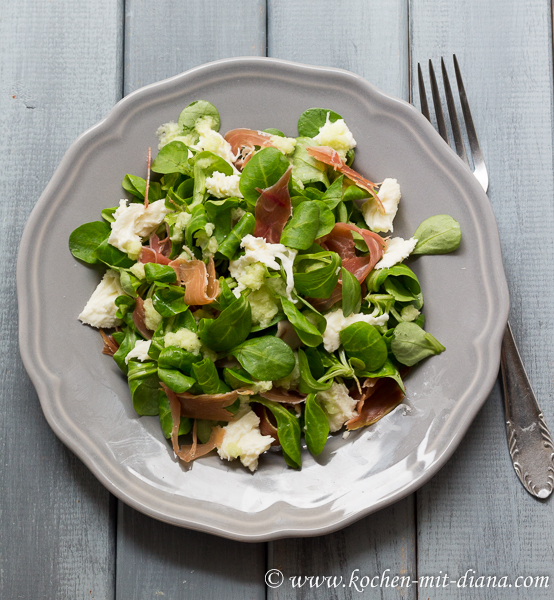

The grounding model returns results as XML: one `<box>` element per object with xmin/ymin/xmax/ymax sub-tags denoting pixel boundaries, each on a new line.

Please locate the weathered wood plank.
<box><xmin>116</xmin><ymin>3</ymin><xmax>267</xmax><ymax>599</ymax></box>
<box><xmin>124</xmin><ymin>0</ymin><xmax>266</xmax><ymax>94</ymax></box>
<box><xmin>411</xmin><ymin>0</ymin><xmax>554</xmax><ymax>597</ymax></box>
<box><xmin>267</xmin><ymin>3</ymin><xmax>416</xmax><ymax>599</ymax></box>
<box><xmin>0</xmin><ymin>1</ymin><xmax>123</xmax><ymax>598</ymax></box>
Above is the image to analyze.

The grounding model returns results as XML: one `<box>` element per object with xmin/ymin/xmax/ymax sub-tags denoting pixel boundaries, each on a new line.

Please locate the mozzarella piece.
<box><xmin>375</xmin><ymin>237</ymin><xmax>418</xmax><ymax>269</ymax></box>
<box><xmin>313</xmin><ymin>114</ymin><xmax>357</xmax><ymax>159</ymax></box>
<box><xmin>322</xmin><ymin>309</ymin><xmax>389</xmax><ymax>353</ymax></box>
<box><xmin>229</xmin><ymin>235</ymin><xmax>297</xmax><ymax>300</ymax></box>
<box><xmin>269</xmin><ymin>135</ymin><xmax>297</xmax><ymax>155</ymax></box>
<box><xmin>125</xmin><ymin>340</ymin><xmax>152</xmax><ymax>364</ymax></box>
<box><xmin>205</xmin><ymin>172</ymin><xmax>243</xmax><ymax>199</ymax></box>
<box><xmin>108</xmin><ymin>199</ymin><xmax>170</xmax><ymax>259</ymax></box>
<box><xmin>78</xmin><ymin>270</ymin><xmax>125</xmax><ymax>328</ymax></box>
<box><xmin>164</xmin><ymin>328</ymin><xmax>202</xmax><ymax>355</ymax></box>
<box><xmin>316</xmin><ymin>382</ymin><xmax>358</xmax><ymax>432</ymax></box>
<box><xmin>217</xmin><ymin>405</ymin><xmax>274</xmax><ymax>472</ymax></box>
<box><xmin>362</xmin><ymin>178</ymin><xmax>401</xmax><ymax>233</ymax></box>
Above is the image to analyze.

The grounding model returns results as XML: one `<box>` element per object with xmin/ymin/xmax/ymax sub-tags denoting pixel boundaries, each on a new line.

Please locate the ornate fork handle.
<box><xmin>501</xmin><ymin>323</ymin><xmax>554</xmax><ymax>498</ymax></box>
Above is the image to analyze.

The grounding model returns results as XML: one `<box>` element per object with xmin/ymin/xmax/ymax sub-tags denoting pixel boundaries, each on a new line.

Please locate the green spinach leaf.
<box><xmin>341</xmin><ymin>267</ymin><xmax>361</xmax><ymax>317</ymax></box>
<box><xmin>178</xmin><ymin>100</ymin><xmax>220</xmax><ymax>133</ymax></box>
<box><xmin>280</xmin><ymin>201</ymin><xmax>320</xmax><ymax>250</ymax></box>
<box><xmin>158</xmin><ymin>346</ymin><xmax>201</xmax><ymax>374</ymax></box>
<box><xmin>292</xmin><ymin>138</ymin><xmax>329</xmax><ymax>187</ymax></box>
<box><xmin>293</xmin><ymin>251</ymin><xmax>341</xmax><ymax>298</ymax></box>
<box><xmin>412</xmin><ymin>214</ymin><xmax>462</xmax><ymax>255</ymax></box>
<box><xmin>391</xmin><ymin>321</ymin><xmax>445</xmax><ymax>366</ymax></box>
<box><xmin>231</xmin><ymin>336</ymin><xmax>295</xmax><ymax>381</ymax></box>
<box><xmin>254</xmin><ymin>398</ymin><xmax>302</xmax><ymax>468</ymax></box>
<box><xmin>280</xmin><ymin>298</ymin><xmax>323</xmax><ymax>347</ymax></box>
<box><xmin>239</xmin><ymin>147</ymin><xmax>290</xmax><ymax>207</ymax></box>
<box><xmin>340</xmin><ymin>322</ymin><xmax>387</xmax><ymax>371</ymax></box>
<box><xmin>304</xmin><ymin>393</ymin><xmax>329</xmax><ymax>455</ymax></box>
<box><xmin>198</xmin><ymin>295</ymin><xmax>252</xmax><ymax>352</ymax></box>
<box><xmin>151</xmin><ymin>141</ymin><xmax>191</xmax><ymax>175</ymax></box>
<box><xmin>127</xmin><ymin>361</ymin><xmax>161</xmax><ymax>416</ymax></box>
<box><xmin>191</xmin><ymin>358</ymin><xmax>230</xmax><ymax>395</ymax></box>
<box><xmin>144</xmin><ymin>263</ymin><xmax>177</xmax><ymax>284</ymax></box>
<box><xmin>69</xmin><ymin>221</ymin><xmax>111</xmax><ymax>264</ymax></box>
<box><xmin>297</xmin><ymin>108</ymin><xmax>342</xmax><ymax>138</ymax></box>
<box><xmin>217</xmin><ymin>212</ymin><xmax>256</xmax><ymax>260</ymax></box>
<box><xmin>152</xmin><ymin>286</ymin><xmax>188</xmax><ymax>318</ymax></box>
<box><xmin>297</xmin><ymin>349</ymin><xmax>332</xmax><ymax>394</ymax></box>
<box><xmin>157</xmin><ymin>367</ymin><xmax>196</xmax><ymax>393</ymax></box>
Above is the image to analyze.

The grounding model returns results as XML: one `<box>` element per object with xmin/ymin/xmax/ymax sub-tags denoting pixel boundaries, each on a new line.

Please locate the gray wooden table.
<box><xmin>2</xmin><ymin>1</ymin><xmax>554</xmax><ymax>598</ymax></box>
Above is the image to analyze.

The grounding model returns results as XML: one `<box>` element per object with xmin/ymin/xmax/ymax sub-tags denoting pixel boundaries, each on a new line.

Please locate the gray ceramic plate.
<box><xmin>17</xmin><ymin>57</ymin><xmax>509</xmax><ymax>541</ymax></box>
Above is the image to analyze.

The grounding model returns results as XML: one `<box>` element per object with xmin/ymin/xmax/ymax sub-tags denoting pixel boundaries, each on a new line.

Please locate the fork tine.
<box><xmin>453</xmin><ymin>54</ymin><xmax>489</xmax><ymax>192</ymax></box>
<box><xmin>428</xmin><ymin>59</ymin><xmax>449</xmax><ymax>144</ymax></box>
<box><xmin>417</xmin><ymin>63</ymin><xmax>430</xmax><ymax>122</ymax></box>
<box><xmin>441</xmin><ymin>57</ymin><xmax>469</xmax><ymax>165</ymax></box>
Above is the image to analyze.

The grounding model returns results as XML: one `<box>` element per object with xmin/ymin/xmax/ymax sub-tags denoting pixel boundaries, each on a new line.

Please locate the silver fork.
<box><xmin>417</xmin><ymin>56</ymin><xmax>554</xmax><ymax>499</ymax></box>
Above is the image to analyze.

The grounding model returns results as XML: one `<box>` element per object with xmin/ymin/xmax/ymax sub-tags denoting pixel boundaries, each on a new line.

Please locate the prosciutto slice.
<box><xmin>258</xmin><ymin>387</ymin><xmax>306</xmax><ymax>405</ymax></box>
<box><xmin>253</xmin><ymin>166</ymin><xmax>293</xmax><ymax>243</ymax></box>
<box><xmin>99</xmin><ymin>329</ymin><xmax>119</xmax><ymax>356</ymax></box>
<box><xmin>346</xmin><ymin>377</ymin><xmax>405</xmax><ymax>430</ymax></box>
<box><xmin>169</xmin><ymin>256</ymin><xmax>219</xmax><ymax>305</ymax></box>
<box><xmin>310</xmin><ymin>223</ymin><xmax>385</xmax><ymax>310</ymax></box>
<box><xmin>224</xmin><ymin>128</ymin><xmax>276</xmax><ymax>169</ymax></box>
<box><xmin>132</xmin><ymin>297</ymin><xmax>153</xmax><ymax>339</ymax></box>
<box><xmin>140</xmin><ymin>231</ymin><xmax>172</xmax><ymax>265</ymax></box>
<box><xmin>162</xmin><ymin>384</ymin><xmax>255</xmax><ymax>421</ymax></box>
<box><xmin>252</xmin><ymin>404</ymin><xmax>280</xmax><ymax>446</ymax></box>
<box><xmin>306</xmin><ymin>146</ymin><xmax>385</xmax><ymax>214</ymax></box>
<box><xmin>165</xmin><ymin>389</ymin><xmax>225</xmax><ymax>462</ymax></box>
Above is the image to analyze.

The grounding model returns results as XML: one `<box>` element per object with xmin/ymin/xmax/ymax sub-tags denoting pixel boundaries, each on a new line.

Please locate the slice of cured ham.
<box><xmin>224</xmin><ymin>128</ymin><xmax>276</xmax><ymax>169</ymax></box>
<box><xmin>306</xmin><ymin>145</ymin><xmax>385</xmax><ymax>213</ymax></box>
<box><xmin>258</xmin><ymin>387</ymin><xmax>306</xmax><ymax>405</ymax></box>
<box><xmin>310</xmin><ymin>223</ymin><xmax>385</xmax><ymax>310</ymax></box>
<box><xmin>165</xmin><ymin>388</ymin><xmax>225</xmax><ymax>462</ymax></box>
<box><xmin>169</xmin><ymin>256</ymin><xmax>219</xmax><ymax>305</ymax></box>
<box><xmin>161</xmin><ymin>384</ymin><xmax>254</xmax><ymax>421</ymax></box>
<box><xmin>346</xmin><ymin>377</ymin><xmax>405</xmax><ymax>430</ymax></box>
<box><xmin>253</xmin><ymin>167</ymin><xmax>293</xmax><ymax>243</ymax></box>
<box><xmin>132</xmin><ymin>297</ymin><xmax>153</xmax><ymax>340</ymax></box>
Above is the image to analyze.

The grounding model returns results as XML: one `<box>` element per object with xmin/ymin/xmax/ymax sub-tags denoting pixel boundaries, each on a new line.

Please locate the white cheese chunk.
<box><xmin>108</xmin><ymin>199</ymin><xmax>170</xmax><ymax>259</ymax></box>
<box><xmin>78</xmin><ymin>270</ymin><xmax>125</xmax><ymax>328</ymax></box>
<box><xmin>362</xmin><ymin>178</ymin><xmax>401</xmax><ymax>233</ymax></box>
<box><xmin>375</xmin><ymin>237</ymin><xmax>418</xmax><ymax>269</ymax></box>
<box><xmin>217</xmin><ymin>405</ymin><xmax>274</xmax><ymax>471</ymax></box>
<box><xmin>229</xmin><ymin>235</ymin><xmax>297</xmax><ymax>301</ymax></box>
<box><xmin>125</xmin><ymin>340</ymin><xmax>152</xmax><ymax>364</ymax></box>
<box><xmin>269</xmin><ymin>135</ymin><xmax>297</xmax><ymax>155</ymax></box>
<box><xmin>164</xmin><ymin>328</ymin><xmax>202</xmax><ymax>355</ymax></box>
<box><xmin>313</xmin><ymin>114</ymin><xmax>357</xmax><ymax>159</ymax></box>
<box><xmin>316</xmin><ymin>382</ymin><xmax>358</xmax><ymax>432</ymax></box>
<box><xmin>323</xmin><ymin>309</ymin><xmax>389</xmax><ymax>353</ymax></box>
<box><xmin>205</xmin><ymin>172</ymin><xmax>243</xmax><ymax>198</ymax></box>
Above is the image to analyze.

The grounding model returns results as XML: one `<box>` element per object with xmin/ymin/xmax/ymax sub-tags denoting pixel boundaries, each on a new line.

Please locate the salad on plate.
<box><xmin>69</xmin><ymin>100</ymin><xmax>461</xmax><ymax>472</ymax></box>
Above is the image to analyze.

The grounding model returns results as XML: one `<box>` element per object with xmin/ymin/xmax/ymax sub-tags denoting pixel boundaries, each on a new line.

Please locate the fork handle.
<box><xmin>501</xmin><ymin>322</ymin><xmax>554</xmax><ymax>498</ymax></box>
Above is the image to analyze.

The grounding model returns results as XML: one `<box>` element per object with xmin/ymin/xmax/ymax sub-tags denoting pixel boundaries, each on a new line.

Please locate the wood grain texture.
<box><xmin>116</xmin><ymin>3</ymin><xmax>267</xmax><ymax>599</ymax></box>
<box><xmin>0</xmin><ymin>1</ymin><xmax>123</xmax><ymax>599</ymax></box>
<box><xmin>269</xmin><ymin>502</ymin><xmax>416</xmax><ymax>600</ymax></box>
<box><xmin>411</xmin><ymin>0</ymin><xmax>554</xmax><ymax>597</ymax></box>
<box><xmin>124</xmin><ymin>0</ymin><xmax>266</xmax><ymax>94</ymax></box>
<box><xmin>268</xmin><ymin>3</ymin><xmax>416</xmax><ymax>599</ymax></box>
<box><xmin>268</xmin><ymin>0</ymin><xmax>409</xmax><ymax>98</ymax></box>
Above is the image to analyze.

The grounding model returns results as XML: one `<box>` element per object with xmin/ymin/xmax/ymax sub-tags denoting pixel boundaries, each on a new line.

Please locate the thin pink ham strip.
<box><xmin>346</xmin><ymin>377</ymin><xmax>405</xmax><ymax>430</ymax></box>
<box><xmin>169</xmin><ymin>256</ymin><xmax>220</xmax><ymax>305</ymax></box>
<box><xmin>306</xmin><ymin>146</ymin><xmax>385</xmax><ymax>214</ymax></box>
<box><xmin>224</xmin><ymin>128</ymin><xmax>276</xmax><ymax>169</ymax></box>
<box><xmin>258</xmin><ymin>388</ymin><xmax>306</xmax><ymax>405</ymax></box>
<box><xmin>253</xmin><ymin>166</ymin><xmax>292</xmax><ymax>243</ymax></box>
<box><xmin>140</xmin><ymin>232</ymin><xmax>172</xmax><ymax>265</ymax></box>
<box><xmin>161</xmin><ymin>384</ymin><xmax>254</xmax><ymax>421</ymax></box>
<box><xmin>310</xmin><ymin>223</ymin><xmax>385</xmax><ymax>311</ymax></box>
<box><xmin>165</xmin><ymin>388</ymin><xmax>225</xmax><ymax>462</ymax></box>
<box><xmin>252</xmin><ymin>404</ymin><xmax>280</xmax><ymax>447</ymax></box>
<box><xmin>132</xmin><ymin>297</ymin><xmax>153</xmax><ymax>339</ymax></box>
